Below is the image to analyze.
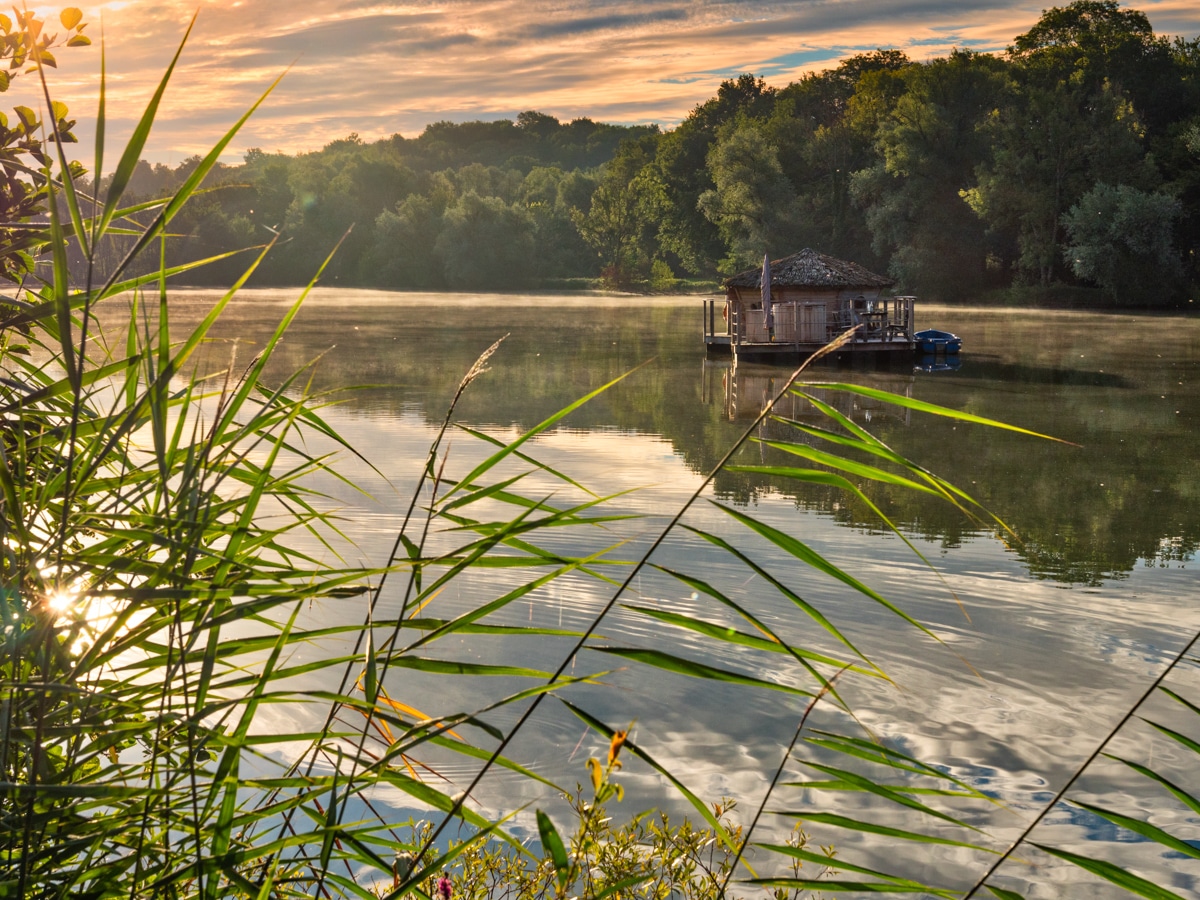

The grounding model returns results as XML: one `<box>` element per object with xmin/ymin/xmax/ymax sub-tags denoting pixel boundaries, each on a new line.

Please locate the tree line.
<box><xmin>72</xmin><ymin>0</ymin><xmax>1200</xmax><ymax>305</ymax></box>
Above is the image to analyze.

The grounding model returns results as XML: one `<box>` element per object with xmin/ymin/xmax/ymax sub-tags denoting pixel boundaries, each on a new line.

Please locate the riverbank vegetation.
<box><xmin>56</xmin><ymin>0</ymin><xmax>1200</xmax><ymax>305</ymax></box>
<box><xmin>6</xmin><ymin>6</ymin><xmax>1200</xmax><ymax>899</ymax></box>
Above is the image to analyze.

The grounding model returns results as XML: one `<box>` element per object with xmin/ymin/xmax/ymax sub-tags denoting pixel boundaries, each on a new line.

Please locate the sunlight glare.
<box><xmin>47</xmin><ymin>588</ymin><xmax>77</xmax><ymax>613</ymax></box>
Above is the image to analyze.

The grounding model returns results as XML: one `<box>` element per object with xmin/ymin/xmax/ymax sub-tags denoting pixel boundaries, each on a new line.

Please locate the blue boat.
<box><xmin>914</xmin><ymin>329</ymin><xmax>962</xmax><ymax>354</ymax></box>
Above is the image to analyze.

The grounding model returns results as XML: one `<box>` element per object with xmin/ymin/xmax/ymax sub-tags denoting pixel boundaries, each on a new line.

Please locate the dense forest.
<box><xmin>75</xmin><ymin>0</ymin><xmax>1200</xmax><ymax>305</ymax></box>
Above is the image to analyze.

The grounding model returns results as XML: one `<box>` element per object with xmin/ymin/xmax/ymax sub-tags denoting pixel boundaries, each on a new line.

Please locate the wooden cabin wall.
<box><xmin>726</xmin><ymin>286</ymin><xmax>888</xmax><ymax>342</ymax></box>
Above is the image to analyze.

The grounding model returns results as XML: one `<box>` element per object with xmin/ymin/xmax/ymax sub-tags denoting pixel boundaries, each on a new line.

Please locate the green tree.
<box><xmin>851</xmin><ymin>50</ymin><xmax>1010</xmax><ymax>297</ymax></box>
<box><xmin>653</xmin><ymin>75</ymin><xmax>777</xmax><ymax>274</ymax></box>
<box><xmin>436</xmin><ymin>191</ymin><xmax>536</xmax><ymax>289</ymax></box>
<box><xmin>965</xmin><ymin>79</ymin><xmax>1152</xmax><ymax>286</ymax></box>
<box><xmin>1008</xmin><ymin>0</ymin><xmax>1179</xmax><ymax>134</ymax></box>
<box><xmin>698</xmin><ymin>120</ymin><xmax>798</xmax><ymax>273</ymax></box>
<box><xmin>520</xmin><ymin>166</ymin><xmax>596</xmax><ymax>279</ymax></box>
<box><xmin>572</xmin><ymin>138</ymin><xmax>662</xmax><ymax>288</ymax></box>
<box><xmin>367</xmin><ymin>191</ymin><xmax>448</xmax><ymax>288</ymax></box>
<box><xmin>1061</xmin><ymin>182</ymin><xmax>1183</xmax><ymax>303</ymax></box>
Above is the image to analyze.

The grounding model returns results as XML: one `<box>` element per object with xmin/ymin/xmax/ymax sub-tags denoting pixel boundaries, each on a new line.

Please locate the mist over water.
<box><xmin>128</xmin><ymin>289</ymin><xmax>1199</xmax><ymax>892</ymax></box>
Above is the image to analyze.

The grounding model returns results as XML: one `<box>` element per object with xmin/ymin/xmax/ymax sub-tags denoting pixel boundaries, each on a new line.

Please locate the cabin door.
<box><xmin>799</xmin><ymin>304</ymin><xmax>826</xmax><ymax>343</ymax></box>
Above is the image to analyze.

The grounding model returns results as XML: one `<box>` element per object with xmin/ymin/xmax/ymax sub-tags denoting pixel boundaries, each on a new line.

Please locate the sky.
<box><xmin>10</xmin><ymin>0</ymin><xmax>1200</xmax><ymax>167</ymax></box>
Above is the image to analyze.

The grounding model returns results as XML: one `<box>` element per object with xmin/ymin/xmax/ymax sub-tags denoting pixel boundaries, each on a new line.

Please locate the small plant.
<box><xmin>375</xmin><ymin>742</ymin><xmax>831</xmax><ymax>900</ymax></box>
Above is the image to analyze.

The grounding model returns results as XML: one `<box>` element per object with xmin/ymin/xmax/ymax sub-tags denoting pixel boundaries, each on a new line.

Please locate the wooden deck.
<box><xmin>703</xmin><ymin>297</ymin><xmax>915</xmax><ymax>362</ymax></box>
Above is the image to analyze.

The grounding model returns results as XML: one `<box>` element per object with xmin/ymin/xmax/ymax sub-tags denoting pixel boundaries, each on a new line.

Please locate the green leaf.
<box><xmin>384</xmin><ymin>657</ymin><xmax>551</xmax><ymax>678</ymax></box>
<box><xmin>713</xmin><ymin>502</ymin><xmax>938</xmax><ymax>641</ymax></box>
<box><xmin>621</xmin><ymin>602</ymin><xmax>868</xmax><ymax>674</ymax></box>
<box><xmin>536</xmin><ymin>810</ymin><xmax>570</xmax><ymax>890</ymax></box>
<box><xmin>592</xmin><ymin>646</ymin><xmax>816</xmax><ymax>698</ymax></box>
<box><xmin>755</xmin><ymin>842</ymin><xmax>951</xmax><ymax>894</ymax></box>
<box><xmin>798</xmin><ymin>760</ymin><xmax>983</xmax><ymax>829</ymax></box>
<box><xmin>14</xmin><ymin>105</ymin><xmax>37</xmax><ymax>130</ymax></box>
<box><xmin>66</xmin><ymin>34</ymin><xmax>91</xmax><ymax>46</ymax></box>
<box><xmin>799</xmin><ymin>381</ymin><xmax>1069</xmax><ymax>442</ymax></box>
<box><xmin>1103</xmin><ymin>754</ymin><xmax>1200</xmax><ymax>817</ymax></box>
<box><xmin>772</xmin><ymin>812</ymin><xmax>989</xmax><ymax>850</ymax></box>
<box><xmin>101</xmin><ymin>14</ymin><xmax>197</xmax><ymax>229</ymax></box>
<box><xmin>1068</xmin><ymin>799</ymin><xmax>1200</xmax><ymax>860</ymax></box>
<box><xmin>1032</xmin><ymin>844</ymin><xmax>1190</xmax><ymax>900</ymax></box>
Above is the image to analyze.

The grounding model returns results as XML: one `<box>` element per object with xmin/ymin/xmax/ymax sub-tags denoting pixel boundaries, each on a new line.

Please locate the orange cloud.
<box><xmin>8</xmin><ymin>0</ymin><xmax>1199</xmax><ymax>166</ymax></box>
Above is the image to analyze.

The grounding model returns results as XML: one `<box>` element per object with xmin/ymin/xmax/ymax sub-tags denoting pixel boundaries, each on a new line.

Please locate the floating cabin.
<box><xmin>703</xmin><ymin>248</ymin><xmax>915</xmax><ymax>363</ymax></box>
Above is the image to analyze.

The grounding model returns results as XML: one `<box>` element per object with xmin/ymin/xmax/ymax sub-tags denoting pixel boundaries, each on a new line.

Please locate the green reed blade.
<box><xmin>0</xmin><ymin>357</ymin><xmax>137</xmax><ymax>413</ymax></box>
<box><xmin>592</xmin><ymin>647</ymin><xmax>817</xmax><ymax>698</ymax></box>
<box><xmin>621</xmin><ymin>602</ymin><xmax>870</xmax><ymax>674</ymax></box>
<box><xmin>440</xmin><ymin>360</ymin><xmax>652</xmax><ymax>504</ymax></box>
<box><xmin>1068</xmin><ymin>799</ymin><xmax>1200</xmax><ymax>859</ymax></box>
<box><xmin>99</xmin><ymin>12</ymin><xmax>197</xmax><ymax>234</ymax></box>
<box><xmin>1102</xmin><ymin>754</ymin><xmax>1200</xmax><ymax>817</ymax></box>
<box><xmin>1031</xmin><ymin>844</ymin><xmax>1189</xmax><ymax>900</ymax></box>
<box><xmin>741</xmin><ymin>442</ymin><xmax>944</xmax><ymax>496</ymax></box>
<box><xmin>799</xmin><ymin>761</ymin><xmax>983</xmax><ymax>830</ymax></box>
<box><xmin>802</xmin><ymin>382</ymin><xmax>1070</xmax><ymax>443</ymax></box>
<box><xmin>47</xmin><ymin>182</ymin><xmax>78</xmax><ymax>393</ymax></box>
<box><xmin>807</xmin><ymin>731</ymin><xmax>1002</xmax><ymax>803</ymax></box>
<box><xmin>457</xmin><ymin>423</ymin><xmax>600</xmax><ymax>497</ymax></box>
<box><xmin>401</xmin><ymin>548</ymin><xmax>617</xmax><ymax>654</ymax></box>
<box><xmin>1140</xmin><ymin>718</ymin><xmax>1200</xmax><ymax>756</ymax></box>
<box><xmin>771</xmin><ymin>811</ymin><xmax>990</xmax><ymax>850</ymax></box>
<box><xmin>714</xmin><ymin>501</ymin><xmax>939</xmax><ymax>641</ymax></box>
<box><xmin>755</xmin><ymin>841</ymin><xmax>943</xmax><ymax>890</ymax></box>
<box><xmin>381</xmin><ymin>657</ymin><xmax>553</xmax><ymax>679</ymax></box>
<box><xmin>682</xmin><ymin>523</ymin><xmax>880</xmax><ymax>672</ymax></box>
<box><xmin>727</xmin><ymin>464</ymin><xmax>971</xmax><ymax>615</ymax></box>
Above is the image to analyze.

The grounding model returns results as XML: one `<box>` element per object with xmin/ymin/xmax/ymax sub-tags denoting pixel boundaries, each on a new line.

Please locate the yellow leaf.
<box><xmin>607</xmin><ymin>729</ymin><xmax>627</xmax><ymax>766</ymax></box>
<box><xmin>586</xmin><ymin>757</ymin><xmax>602</xmax><ymax>792</ymax></box>
<box><xmin>60</xmin><ymin>8</ymin><xmax>83</xmax><ymax>29</ymax></box>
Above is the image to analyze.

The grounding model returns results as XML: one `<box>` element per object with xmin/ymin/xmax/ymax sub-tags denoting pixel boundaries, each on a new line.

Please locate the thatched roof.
<box><xmin>724</xmin><ymin>248</ymin><xmax>893</xmax><ymax>290</ymax></box>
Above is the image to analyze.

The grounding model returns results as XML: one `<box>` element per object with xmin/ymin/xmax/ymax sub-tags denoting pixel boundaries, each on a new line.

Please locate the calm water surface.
<box><xmin>150</xmin><ymin>290</ymin><xmax>1199</xmax><ymax>895</ymax></box>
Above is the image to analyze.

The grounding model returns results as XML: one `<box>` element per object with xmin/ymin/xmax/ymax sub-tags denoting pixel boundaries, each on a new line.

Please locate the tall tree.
<box><xmin>1008</xmin><ymin>0</ymin><xmax>1178</xmax><ymax>134</ymax></box>
<box><xmin>573</xmin><ymin>137</ymin><xmax>663</xmax><ymax>288</ymax></box>
<box><xmin>965</xmin><ymin>79</ymin><xmax>1152</xmax><ymax>285</ymax></box>
<box><xmin>698</xmin><ymin>120</ymin><xmax>799</xmax><ymax>273</ymax></box>
<box><xmin>1062</xmin><ymin>182</ymin><xmax>1183</xmax><ymax>304</ymax></box>
<box><xmin>851</xmin><ymin>50</ymin><xmax>1010</xmax><ymax>297</ymax></box>
<box><xmin>653</xmin><ymin>75</ymin><xmax>777</xmax><ymax>274</ymax></box>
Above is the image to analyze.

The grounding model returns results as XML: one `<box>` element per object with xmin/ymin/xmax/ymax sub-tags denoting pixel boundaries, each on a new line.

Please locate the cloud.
<box><xmin>8</xmin><ymin>0</ymin><xmax>1199</xmax><ymax>165</ymax></box>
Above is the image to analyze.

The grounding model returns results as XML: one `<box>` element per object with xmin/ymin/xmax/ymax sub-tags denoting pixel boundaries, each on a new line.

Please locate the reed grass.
<box><xmin>3</xmin><ymin>12</ymin><xmax>1199</xmax><ymax>900</ymax></box>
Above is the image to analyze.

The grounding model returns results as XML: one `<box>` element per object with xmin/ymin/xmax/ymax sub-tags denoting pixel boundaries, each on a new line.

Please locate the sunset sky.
<box><xmin>12</xmin><ymin>0</ymin><xmax>1200</xmax><ymax>167</ymax></box>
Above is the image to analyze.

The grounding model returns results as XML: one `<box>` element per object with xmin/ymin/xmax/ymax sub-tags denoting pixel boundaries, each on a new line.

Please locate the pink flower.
<box><xmin>436</xmin><ymin>875</ymin><xmax>453</xmax><ymax>900</ymax></box>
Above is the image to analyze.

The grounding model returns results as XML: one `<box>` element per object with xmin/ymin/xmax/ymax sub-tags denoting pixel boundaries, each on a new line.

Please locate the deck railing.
<box><xmin>706</xmin><ymin>296</ymin><xmax>914</xmax><ymax>348</ymax></box>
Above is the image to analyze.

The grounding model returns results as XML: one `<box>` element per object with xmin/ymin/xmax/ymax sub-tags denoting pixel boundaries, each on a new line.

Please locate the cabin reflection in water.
<box><xmin>703</xmin><ymin>248</ymin><xmax>915</xmax><ymax>363</ymax></box>
<box><xmin>702</xmin><ymin>361</ymin><xmax>913</xmax><ymax>433</ymax></box>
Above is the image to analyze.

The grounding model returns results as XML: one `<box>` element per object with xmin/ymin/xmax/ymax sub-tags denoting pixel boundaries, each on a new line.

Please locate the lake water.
<box><xmin>149</xmin><ymin>290</ymin><xmax>1199</xmax><ymax>896</ymax></box>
